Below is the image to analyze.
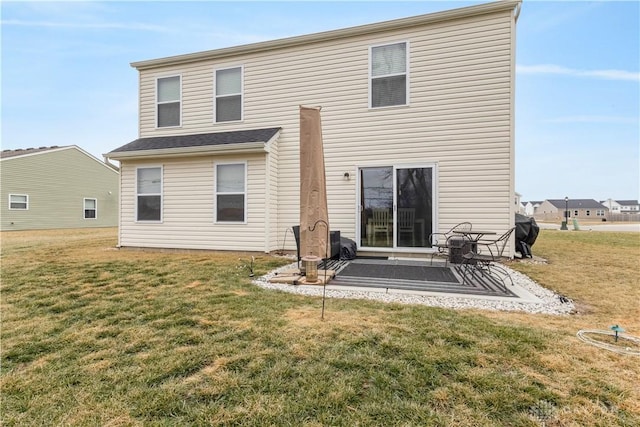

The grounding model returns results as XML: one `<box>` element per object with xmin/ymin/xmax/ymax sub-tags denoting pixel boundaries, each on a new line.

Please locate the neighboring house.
<box><xmin>535</xmin><ymin>199</ymin><xmax>608</xmax><ymax>222</ymax></box>
<box><xmin>602</xmin><ymin>199</ymin><xmax>640</xmax><ymax>214</ymax></box>
<box><xmin>1</xmin><ymin>146</ymin><xmax>119</xmax><ymax>231</ymax></box>
<box><xmin>106</xmin><ymin>0</ymin><xmax>522</xmax><ymax>256</ymax></box>
<box><xmin>523</xmin><ymin>201</ymin><xmax>542</xmax><ymax>217</ymax></box>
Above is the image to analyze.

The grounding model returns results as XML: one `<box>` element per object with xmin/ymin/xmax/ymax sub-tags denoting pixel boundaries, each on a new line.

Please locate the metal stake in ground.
<box><xmin>309</xmin><ymin>219</ymin><xmax>330</xmax><ymax>320</ymax></box>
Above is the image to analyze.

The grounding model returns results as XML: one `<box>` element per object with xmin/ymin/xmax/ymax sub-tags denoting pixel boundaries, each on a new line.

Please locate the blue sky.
<box><xmin>2</xmin><ymin>0</ymin><xmax>639</xmax><ymax>202</ymax></box>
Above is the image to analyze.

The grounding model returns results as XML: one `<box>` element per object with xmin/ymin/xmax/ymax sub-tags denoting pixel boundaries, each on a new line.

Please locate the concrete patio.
<box><xmin>258</xmin><ymin>257</ymin><xmax>570</xmax><ymax>313</ymax></box>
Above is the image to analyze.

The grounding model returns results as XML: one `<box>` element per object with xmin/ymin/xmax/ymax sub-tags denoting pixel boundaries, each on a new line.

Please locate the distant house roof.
<box><xmin>106</xmin><ymin>128</ymin><xmax>282</xmax><ymax>160</ymax></box>
<box><xmin>0</xmin><ymin>145</ymin><xmax>66</xmax><ymax>159</ymax></box>
<box><xmin>616</xmin><ymin>200</ymin><xmax>639</xmax><ymax>206</ymax></box>
<box><xmin>546</xmin><ymin>199</ymin><xmax>606</xmax><ymax>209</ymax></box>
<box><xmin>0</xmin><ymin>145</ymin><xmax>119</xmax><ymax>172</ymax></box>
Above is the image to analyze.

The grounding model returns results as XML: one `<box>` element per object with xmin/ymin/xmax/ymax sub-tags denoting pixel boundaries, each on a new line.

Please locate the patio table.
<box><xmin>452</xmin><ymin>230</ymin><xmax>497</xmax><ymax>242</ymax></box>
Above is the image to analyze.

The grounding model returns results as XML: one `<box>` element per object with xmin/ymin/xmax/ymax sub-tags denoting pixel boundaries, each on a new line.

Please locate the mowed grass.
<box><xmin>1</xmin><ymin>228</ymin><xmax>638</xmax><ymax>426</ymax></box>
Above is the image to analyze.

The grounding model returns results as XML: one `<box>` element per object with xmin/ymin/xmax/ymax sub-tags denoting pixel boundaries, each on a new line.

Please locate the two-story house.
<box><xmin>106</xmin><ymin>0</ymin><xmax>521</xmax><ymax>256</ymax></box>
<box><xmin>1</xmin><ymin>146</ymin><xmax>119</xmax><ymax>231</ymax></box>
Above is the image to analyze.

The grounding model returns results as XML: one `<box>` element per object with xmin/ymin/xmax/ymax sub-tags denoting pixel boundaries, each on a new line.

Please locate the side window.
<box><xmin>370</xmin><ymin>42</ymin><xmax>408</xmax><ymax>108</ymax></box>
<box><xmin>137</xmin><ymin>167</ymin><xmax>162</xmax><ymax>221</ymax></box>
<box><xmin>84</xmin><ymin>198</ymin><xmax>97</xmax><ymax>219</ymax></box>
<box><xmin>9</xmin><ymin>194</ymin><xmax>28</xmax><ymax>210</ymax></box>
<box><xmin>215</xmin><ymin>67</ymin><xmax>243</xmax><ymax>122</ymax></box>
<box><xmin>215</xmin><ymin>163</ymin><xmax>245</xmax><ymax>222</ymax></box>
<box><xmin>157</xmin><ymin>76</ymin><xmax>181</xmax><ymax>127</ymax></box>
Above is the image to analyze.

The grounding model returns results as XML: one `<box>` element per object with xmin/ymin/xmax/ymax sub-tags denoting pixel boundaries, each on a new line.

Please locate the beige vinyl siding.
<box><xmin>266</xmin><ymin>139</ymin><xmax>279</xmax><ymax>252</ymax></box>
<box><xmin>132</xmin><ymin>7</ymin><xmax>516</xmax><ymax>252</ymax></box>
<box><xmin>0</xmin><ymin>147</ymin><xmax>119</xmax><ymax>231</ymax></box>
<box><xmin>119</xmin><ymin>154</ymin><xmax>267</xmax><ymax>251</ymax></box>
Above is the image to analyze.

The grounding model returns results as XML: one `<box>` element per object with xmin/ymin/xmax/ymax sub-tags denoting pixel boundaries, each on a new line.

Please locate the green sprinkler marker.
<box><xmin>609</xmin><ymin>325</ymin><xmax>625</xmax><ymax>342</ymax></box>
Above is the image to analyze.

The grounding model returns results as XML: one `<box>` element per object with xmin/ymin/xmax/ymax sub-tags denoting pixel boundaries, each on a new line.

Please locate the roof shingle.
<box><xmin>109</xmin><ymin>128</ymin><xmax>281</xmax><ymax>153</ymax></box>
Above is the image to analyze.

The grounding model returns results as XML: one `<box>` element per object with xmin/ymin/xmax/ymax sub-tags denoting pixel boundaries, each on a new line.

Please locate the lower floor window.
<box><xmin>137</xmin><ymin>167</ymin><xmax>162</xmax><ymax>221</ymax></box>
<box><xmin>9</xmin><ymin>194</ymin><xmax>28</xmax><ymax>210</ymax></box>
<box><xmin>216</xmin><ymin>163</ymin><xmax>246</xmax><ymax>222</ymax></box>
<box><xmin>84</xmin><ymin>198</ymin><xmax>97</xmax><ymax>219</ymax></box>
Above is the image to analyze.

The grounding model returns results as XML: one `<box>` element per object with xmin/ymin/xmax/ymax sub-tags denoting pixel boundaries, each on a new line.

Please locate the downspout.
<box><xmin>514</xmin><ymin>1</ymin><xmax>522</xmax><ymax>22</ymax></box>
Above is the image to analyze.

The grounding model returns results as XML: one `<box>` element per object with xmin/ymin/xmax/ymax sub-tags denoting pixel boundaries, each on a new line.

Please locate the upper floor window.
<box><xmin>370</xmin><ymin>42</ymin><xmax>408</xmax><ymax>108</ymax></box>
<box><xmin>215</xmin><ymin>67</ymin><xmax>243</xmax><ymax>122</ymax></box>
<box><xmin>157</xmin><ymin>76</ymin><xmax>181</xmax><ymax>127</ymax></box>
<box><xmin>9</xmin><ymin>194</ymin><xmax>28</xmax><ymax>210</ymax></box>
<box><xmin>215</xmin><ymin>163</ymin><xmax>246</xmax><ymax>222</ymax></box>
<box><xmin>137</xmin><ymin>167</ymin><xmax>162</xmax><ymax>221</ymax></box>
<box><xmin>84</xmin><ymin>198</ymin><xmax>97</xmax><ymax>219</ymax></box>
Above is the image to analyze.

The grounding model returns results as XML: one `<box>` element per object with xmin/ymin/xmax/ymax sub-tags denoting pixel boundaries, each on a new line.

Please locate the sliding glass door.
<box><xmin>359</xmin><ymin>165</ymin><xmax>434</xmax><ymax>250</ymax></box>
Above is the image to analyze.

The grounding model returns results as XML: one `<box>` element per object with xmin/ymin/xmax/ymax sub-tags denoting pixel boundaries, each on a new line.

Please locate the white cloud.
<box><xmin>517</xmin><ymin>64</ymin><xmax>640</xmax><ymax>82</ymax></box>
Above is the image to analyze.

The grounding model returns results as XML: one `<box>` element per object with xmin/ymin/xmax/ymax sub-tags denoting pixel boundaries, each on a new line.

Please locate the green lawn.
<box><xmin>1</xmin><ymin>228</ymin><xmax>638</xmax><ymax>426</ymax></box>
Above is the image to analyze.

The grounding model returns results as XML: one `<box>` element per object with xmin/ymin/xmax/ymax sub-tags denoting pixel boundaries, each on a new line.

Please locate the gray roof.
<box><xmin>546</xmin><ymin>199</ymin><xmax>606</xmax><ymax>209</ymax></box>
<box><xmin>616</xmin><ymin>200</ymin><xmax>639</xmax><ymax>206</ymax></box>
<box><xmin>109</xmin><ymin>128</ymin><xmax>281</xmax><ymax>153</ymax></box>
<box><xmin>0</xmin><ymin>145</ymin><xmax>66</xmax><ymax>159</ymax></box>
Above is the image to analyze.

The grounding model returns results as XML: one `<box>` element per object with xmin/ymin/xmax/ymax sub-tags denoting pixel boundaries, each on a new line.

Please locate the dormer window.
<box><xmin>370</xmin><ymin>42</ymin><xmax>408</xmax><ymax>108</ymax></box>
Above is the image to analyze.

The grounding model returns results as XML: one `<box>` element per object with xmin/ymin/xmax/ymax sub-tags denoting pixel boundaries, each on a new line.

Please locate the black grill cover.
<box><xmin>515</xmin><ymin>213</ymin><xmax>540</xmax><ymax>246</ymax></box>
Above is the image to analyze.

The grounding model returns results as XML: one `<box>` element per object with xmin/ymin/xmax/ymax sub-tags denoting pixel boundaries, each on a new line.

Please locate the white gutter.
<box><xmin>514</xmin><ymin>1</ymin><xmax>522</xmax><ymax>22</ymax></box>
<box><xmin>105</xmin><ymin>141</ymin><xmax>267</xmax><ymax>161</ymax></box>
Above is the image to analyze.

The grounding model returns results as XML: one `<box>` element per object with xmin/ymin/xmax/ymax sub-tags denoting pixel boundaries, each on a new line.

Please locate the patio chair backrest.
<box><xmin>493</xmin><ymin>227</ymin><xmax>516</xmax><ymax>257</ymax></box>
<box><xmin>451</xmin><ymin>222</ymin><xmax>472</xmax><ymax>234</ymax></box>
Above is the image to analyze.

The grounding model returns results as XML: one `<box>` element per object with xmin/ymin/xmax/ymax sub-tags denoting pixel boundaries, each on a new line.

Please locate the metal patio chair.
<box><xmin>461</xmin><ymin>227</ymin><xmax>516</xmax><ymax>289</ymax></box>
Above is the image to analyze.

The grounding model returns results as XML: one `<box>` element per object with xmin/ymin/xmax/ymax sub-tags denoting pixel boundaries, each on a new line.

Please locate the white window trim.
<box><xmin>9</xmin><ymin>194</ymin><xmax>29</xmax><ymax>210</ymax></box>
<box><xmin>155</xmin><ymin>74</ymin><xmax>182</xmax><ymax>129</ymax></box>
<box><xmin>214</xmin><ymin>161</ymin><xmax>247</xmax><ymax>224</ymax></box>
<box><xmin>368</xmin><ymin>40</ymin><xmax>410</xmax><ymax>109</ymax></box>
<box><xmin>135</xmin><ymin>165</ymin><xmax>163</xmax><ymax>223</ymax></box>
<box><xmin>213</xmin><ymin>65</ymin><xmax>244</xmax><ymax>123</ymax></box>
<box><xmin>83</xmin><ymin>198</ymin><xmax>98</xmax><ymax>220</ymax></box>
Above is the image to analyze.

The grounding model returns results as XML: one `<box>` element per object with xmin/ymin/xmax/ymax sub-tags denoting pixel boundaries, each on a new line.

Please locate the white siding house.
<box><xmin>106</xmin><ymin>0</ymin><xmax>521</xmax><ymax>256</ymax></box>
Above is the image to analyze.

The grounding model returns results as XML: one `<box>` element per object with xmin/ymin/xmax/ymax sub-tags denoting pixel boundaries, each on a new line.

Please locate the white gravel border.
<box><xmin>252</xmin><ymin>260</ymin><xmax>575</xmax><ymax>315</ymax></box>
